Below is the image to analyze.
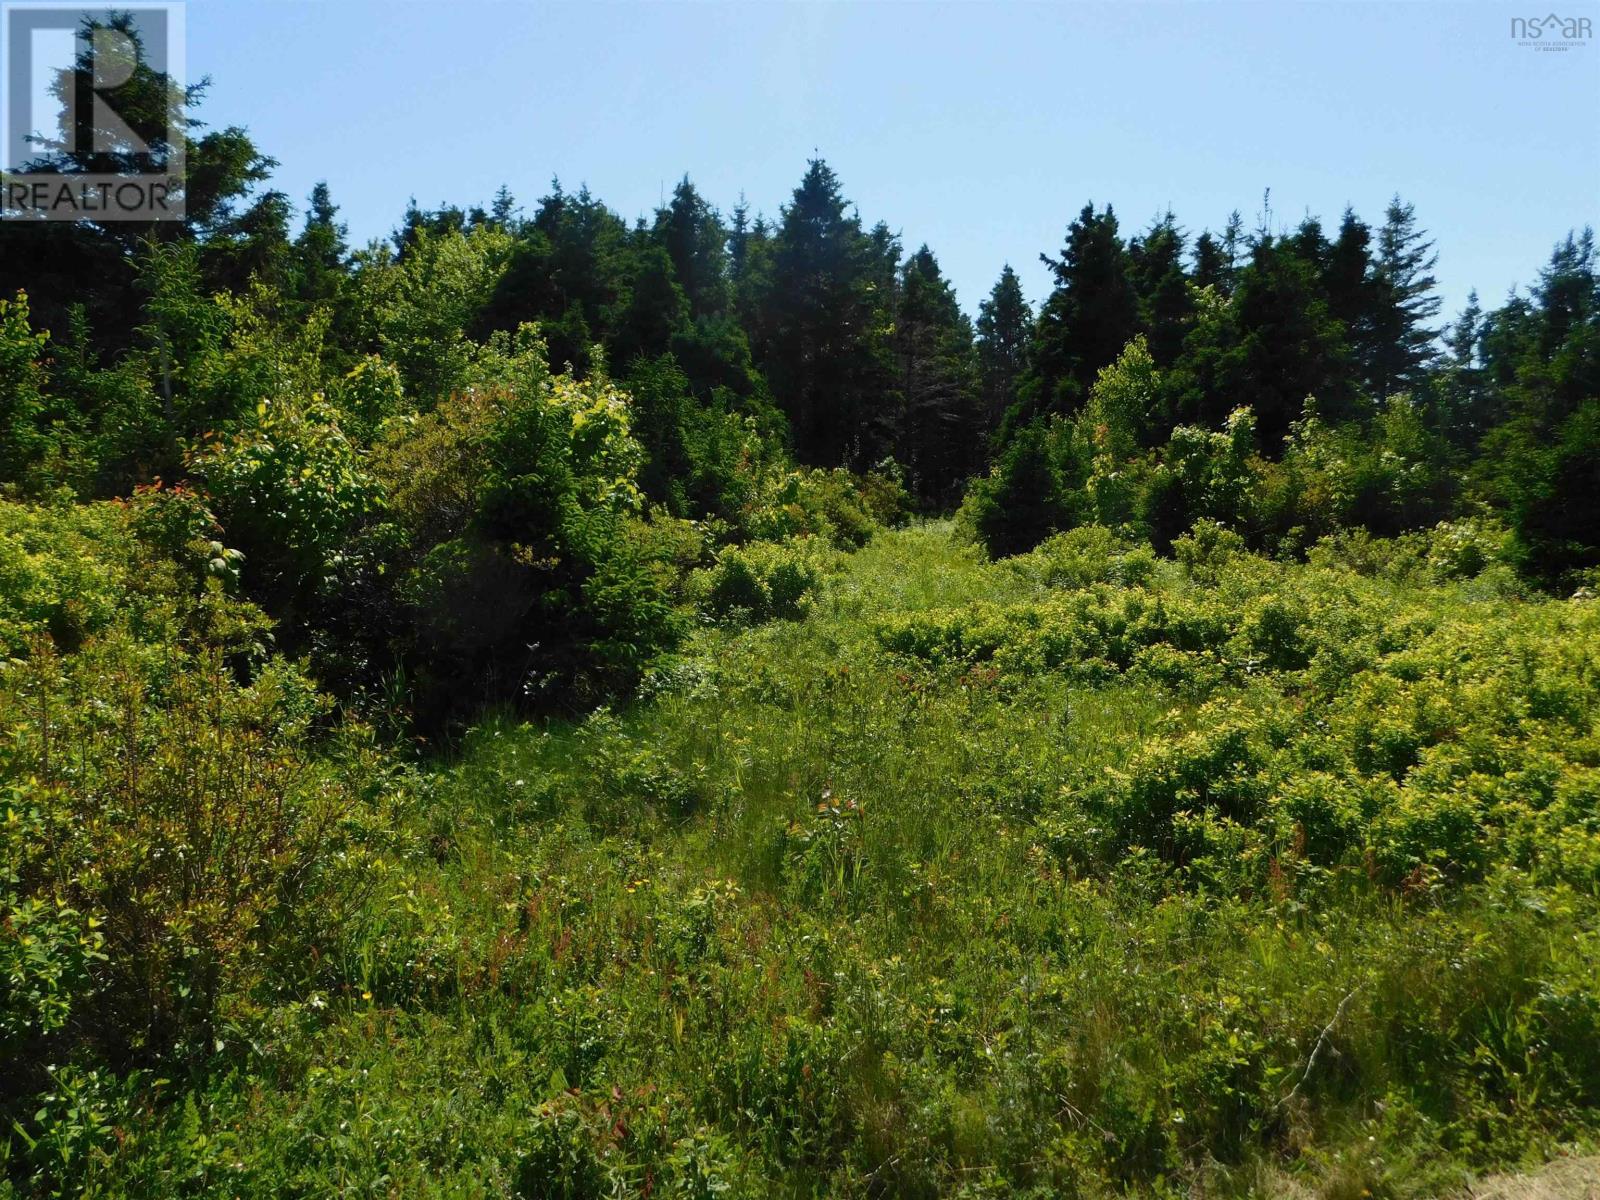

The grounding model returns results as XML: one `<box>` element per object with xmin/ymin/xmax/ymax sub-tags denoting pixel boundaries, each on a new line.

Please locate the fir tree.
<box><xmin>1129</xmin><ymin>212</ymin><xmax>1194</xmax><ymax>372</ymax></box>
<box><xmin>1027</xmin><ymin>202</ymin><xmax>1139</xmax><ymax>414</ymax></box>
<box><xmin>976</xmin><ymin>265</ymin><xmax>1032</xmax><ymax>432</ymax></box>
<box><xmin>1369</xmin><ymin>196</ymin><xmax>1441</xmax><ymax>399</ymax></box>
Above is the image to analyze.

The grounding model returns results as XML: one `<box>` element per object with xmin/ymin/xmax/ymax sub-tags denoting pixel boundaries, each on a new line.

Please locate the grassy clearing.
<box><xmin>9</xmin><ymin>524</ymin><xmax>1600</xmax><ymax>1197</ymax></box>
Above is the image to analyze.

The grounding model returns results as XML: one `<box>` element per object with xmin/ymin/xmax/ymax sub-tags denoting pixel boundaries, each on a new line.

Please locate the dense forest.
<box><xmin>3</xmin><ymin>17</ymin><xmax>1600</xmax><ymax>1198</ymax></box>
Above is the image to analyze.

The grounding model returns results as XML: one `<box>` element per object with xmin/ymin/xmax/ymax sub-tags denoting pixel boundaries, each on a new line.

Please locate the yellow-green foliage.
<box><xmin>878</xmin><ymin>533</ymin><xmax>1600</xmax><ymax>892</ymax></box>
<box><xmin>0</xmin><ymin>499</ymin><xmax>129</xmax><ymax>655</ymax></box>
<box><xmin>0</xmin><ymin>489</ymin><xmax>243</xmax><ymax>656</ymax></box>
<box><xmin>1003</xmin><ymin>524</ymin><xmax>1158</xmax><ymax>590</ymax></box>
<box><xmin>689</xmin><ymin>536</ymin><xmax>841</xmax><ymax>624</ymax></box>
<box><xmin>0</xmin><ymin>497</ymin><xmax>384</xmax><ymax>1192</ymax></box>
<box><xmin>369</xmin><ymin>356</ymin><xmax>681</xmax><ymax>717</ymax></box>
<box><xmin>743</xmin><ymin>466</ymin><xmax>894</xmax><ymax>550</ymax></box>
<box><xmin>7</xmin><ymin>523</ymin><xmax>1600</xmax><ymax>1198</ymax></box>
<box><xmin>186</xmin><ymin>396</ymin><xmax>380</xmax><ymax>590</ymax></box>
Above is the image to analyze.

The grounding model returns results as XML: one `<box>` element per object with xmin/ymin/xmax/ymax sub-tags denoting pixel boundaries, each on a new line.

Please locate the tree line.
<box><xmin>1</xmin><ymin>16</ymin><xmax>1597</xmax><ymax>729</ymax></box>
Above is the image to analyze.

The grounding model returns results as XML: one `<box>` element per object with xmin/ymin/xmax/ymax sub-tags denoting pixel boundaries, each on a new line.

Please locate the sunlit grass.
<box><xmin>38</xmin><ymin>523</ymin><xmax>1600</xmax><ymax>1198</ymax></box>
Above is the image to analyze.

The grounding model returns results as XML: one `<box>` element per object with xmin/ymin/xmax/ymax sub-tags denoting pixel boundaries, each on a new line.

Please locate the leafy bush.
<box><xmin>1005</xmin><ymin>525</ymin><xmax>1158</xmax><ymax>589</ymax></box>
<box><xmin>0</xmin><ymin>292</ymin><xmax>61</xmax><ymax>492</ymax></box>
<box><xmin>186</xmin><ymin>396</ymin><xmax>379</xmax><ymax>601</ymax></box>
<box><xmin>0</xmin><ymin>498</ymin><xmax>130</xmax><ymax>655</ymax></box>
<box><xmin>0</xmin><ymin>490</ymin><xmax>250</xmax><ymax>659</ymax></box>
<box><xmin>372</xmin><ymin>355</ymin><xmax>681</xmax><ymax>720</ymax></box>
<box><xmin>0</xmin><ymin>502</ymin><xmax>385</xmax><ymax>1195</ymax></box>
<box><xmin>690</xmin><ymin>537</ymin><xmax>839</xmax><ymax>624</ymax></box>
<box><xmin>741</xmin><ymin>466</ymin><xmax>888</xmax><ymax>550</ymax></box>
<box><xmin>879</xmin><ymin>530</ymin><xmax>1600</xmax><ymax>896</ymax></box>
<box><xmin>0</xmin><ymin>635</ymin><xmax>358</xmax><ymax>1063</ymax></box>
<box><xmin>1140</xmin><ymin>407</ymin><xmax>1258</xmax><ymax>551</ymax></box>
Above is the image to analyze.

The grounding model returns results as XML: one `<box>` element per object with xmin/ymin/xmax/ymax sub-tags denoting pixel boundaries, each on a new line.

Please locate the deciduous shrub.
<box><xmin>1005</xmin><ymin>525</ymin><xmax>1158</xmax><ymax>590</ymax></box>
<box><xmin>186</xmin><ymin>396</ymin><xmax>379</xmax><ymax>601</ymax></box>
<box><xmin>371</xmin><ymin>357</ymin><xmax>681</xmax><ymax>720</ymax></box>
<box><xmin>690</xmin><ymin>537</ymin><xmax>839</xmax><ymax>625</ymax></box>
<box><xmin>0</xmin><ymin>505</ymin><xmax>382</xmax><ymax>1192</ymax></box>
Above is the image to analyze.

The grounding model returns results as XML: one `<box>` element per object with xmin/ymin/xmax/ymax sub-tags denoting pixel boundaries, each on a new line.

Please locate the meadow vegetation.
<box><xmin>3</xmin><ymin>24</ymin><xmax>1599</xmax><ymax>1194</ymax></box>
<box><xmin>5</xmin><ymin>511</ymin><xmax>1600</xmax><ymax>1196</ymax></box>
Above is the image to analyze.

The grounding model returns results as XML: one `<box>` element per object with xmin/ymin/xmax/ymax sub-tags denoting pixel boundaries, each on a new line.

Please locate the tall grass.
<box><xmin>7</xmin><ymin>526</ymin><xmax>1599</xmax><ymax>1197</ymax></box>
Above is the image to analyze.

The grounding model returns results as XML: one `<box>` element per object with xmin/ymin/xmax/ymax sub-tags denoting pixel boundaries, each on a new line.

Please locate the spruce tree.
<box><xmin>976</xmin><ymin>266</ymin><xmax>1032</xmax><ymax>431</ymax></box>
<box><xmin>489</xmin><ymin>185</ymin><xmax>519</xmax><ymax>229</ymax></box>
<box><xmin>1028</xmin><ymin>202</ymin><xmax>1139</xmax><ymax>414</ymax></box>
<box><xmin>1192</xmin><ymin>233</ymin><xmax>1226</xmax><ymax>294</ymax></box>
<box><xmin>891</xmin><ymin>246</ymin><xmax>980</xmax><ymax>505</ymax></box>
<box><xmin>1324</xmin><ymin>208</ymin><xmax>1374</xmax><ymax>374</ymax></box>
<box><xmin>1129</xmin><ymin>213</ymin><xmax>1194</xmax><ymax>372</ymax></box>
<box><xmin>293</xmin><ymin>182</ymin><xmax>349</xmax><ymax>304</ymax></box>
<box><xmin>1176</xmin><ymin>236</ymin><xmax>1351</xmax><ymax>449</ymax></box>
<box><xmin>1192</xmin><ymin>211</ymin><xmax>1246</xmax><ymax>296</ymax></box>
<box><xmin>655</xmin><ymin>177</ymin><xmax>729</xmax><ymax>320</ymax></box>
<box><xmin>1369</xmin><ymin>196</ymin><xmax>1441</xmax><ymax>399</ymax></box>
<box><xmin>613</xmin><ymin>245</ymin><xmax>689</xmax><ymax>367</ymax></box>
<box><xmin>760</xmin><ymin>159</ymin><xmax>890</xmax><ymax>465</ymax></box>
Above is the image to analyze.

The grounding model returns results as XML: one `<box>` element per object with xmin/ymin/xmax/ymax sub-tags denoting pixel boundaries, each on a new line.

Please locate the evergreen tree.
<box><xmin>890</xmin><ymin>246</ymin><xmax>980</xmax><ymax>505</ymax></box>
<box><xmin>613</xmin><ymin>245</ymin><xmax>689</xmax><ymax>367</ymax></box>
<box><xmin>1027</xmin><ymin>203</ymin><xmax>1139</xmax><ymax>414</ymax></box>
<box><xmin>976</xmin><ymin>266</ymin><xmax>1032</xmax><ymax>432</ymax></box>
<box><xmin>1171</xmin><ymin>236</ymin><xmax>1351</xmax><ymax>448</ymax></box>
<box><xmin>1192</xmin><ymin>233</ymin><xmax>1226</xmax><ymax>294</ymax></box>
<box><xmin>0</xmin><ymin>13</ymin><xmax>281</xmax><ymax>348</ymax></box>
<box><xmin>1324</xmin><ymin>208</ymin><xmax>1373</xmax><ymax>345</ymax></box>
<box><xmin>966</xmin><ymin>419</ymin><xmax>1071</xmax><ymax>557</ymax></box>
<box><xmin>489</xmin><ymin>185</ymin><xmax>520</xmax><ymax>230</ymax></box>
<box><xmin>654</xmin><ymin>177</ymin><xmax>729</xmax><ymax>320</ymax></box>
<box><xmin>1234</xmin><ymin>236</ymin><xmax>1353</xmax><ymax>442</ymax></box>
<box><xmin>1475</xmin><ymin>232</ymin><xmax>1600</xmax><ymax>584</ymax></box>
<box><xmin>1534</xmin><ymin>228</ymin><xmax>1598</xmax><ymax>359</ymax></box>
<box><xmin>202</xmin><ymin>187</ymin><xmax>295</xmax><ymax>294</ymax></box>
<box><xmin>728</xmin><ymin>198</ymin><xmax>752</xmax><ymax>279</ymax></box>
<box><xmin>293</xmin><ymin>182</ymin><xmax>349</xmax><ymax>304</ymax></box>
<box><xmin>1286</xmin><ymin>215</ymin><xmax>1331</xmax><ymax>276</ymax></box>
<box><xmin>1446</xmin><ymin>290</ymin><xmax>1483</xmax><ymax>368</ymax></box>
<box><xmin>1369</xmin><ymin>196</ymin><xmax>1441</xmax><ymax>399</ymax></box>
<box><xmin>759</xmin><ymin>159</ymin><xmax>890</xmax><ymax>465</ymax></box>
<box><xmin>476</xmin><ymin>180</ymin><xmax>631</xmax><ymax>372</ymax></box>
<box><xmin>1193</xmin><ymin>211</ymin><xmax>1246</xmax><ymax>296</ymax></box>
<box><xmin>1435</xmin><ymin>289</ymin><xmax>1492</xmax><ymax>445</ymax></box>
<box><xmin>1129</xmin><ymin>213</ymin><xmax>1194</xmax><ymax>371</ymax></box>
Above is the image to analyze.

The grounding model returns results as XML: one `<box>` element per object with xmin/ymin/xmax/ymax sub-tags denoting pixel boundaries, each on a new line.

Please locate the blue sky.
<box><xmin>184</xmin><ymin>1</ymin><xmax>1598</xmax><ymax>321</ymax></box>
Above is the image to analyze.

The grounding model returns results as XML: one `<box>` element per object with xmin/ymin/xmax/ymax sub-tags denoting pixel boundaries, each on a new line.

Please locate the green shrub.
<box><xmin>691</xmin><ymin>537</ymin><xmax>839</xmax><ymax>625</ymax></box>
<box><xmin>1141</xmin><ymin>408</ymin><xmax>1258</xmax><ymax>552</ymax></box>
<box><xmin>0</xmin><ymin>498</ymin><xmax>129</xmax><ymax>656</ymax></box>
<box><xmin>0</xmin><ymin>636</ymin><xmax>360</xmax><ymax>1068</ymax></box>
<box><xmin>958</xmin><ymin>417</ymin><xmax>1081</xmax><ymax>557</ymax></box>
<box><xmin>0</xmin><ymin>491</ymin><xmax>250</xmax><ymax>659</ymax></box>
<box><xmin>1004</xmin><ymin>525</ymin><xmax>1158</xmax><ymax>589</ymax></box>
<box><xmin>1171</xmin><ymin>518</ymin><xmax>1247</xmax><ymax>583</ymax></box>
<box><xmin>186</xmin><ymin>396</ymin><xmax>379</xmax><ymax>600</ymax></box>
<box><xmin>372</xmin><ymin>363</ymin><xmax>681</xmax><ymax>720</ymax></box>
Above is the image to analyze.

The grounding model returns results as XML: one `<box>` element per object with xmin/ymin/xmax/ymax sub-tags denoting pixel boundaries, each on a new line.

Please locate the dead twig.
<box><xmin>1278</xmin><ymin>987</ymin><xmax>1361</xmax><ymax>1110</ymax></box>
